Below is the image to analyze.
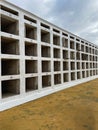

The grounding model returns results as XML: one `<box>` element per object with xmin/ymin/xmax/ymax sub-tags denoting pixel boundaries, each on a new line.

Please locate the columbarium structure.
<box><xmin>0</xmin><ymin>0</ymin><xmax>98</xmax><ymax>111</ymax></box>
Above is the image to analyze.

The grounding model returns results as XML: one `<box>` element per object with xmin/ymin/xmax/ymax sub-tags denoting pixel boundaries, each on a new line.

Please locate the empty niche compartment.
<box><xmin>82</xmin><ymin>54</ymin><xmax>88</xmax><ymax>60</ymax></box>
<box><xmin>86</xmin><ymin>71</ymin><xmax>89</xmax><ymax>77</ymax></box>
<box><xmin>86</xmin><ymin>62</ymin><xmax>89</xmax><ymax>69</ymax></box>
<box><xmin>25</xmin><ymin>60</ymin><xmax>37</xmax><ymax>73</ymax></box>
<box><xmin>1</xmin><ymin>79</ymin><xmax>20</xmax><ymax>98</ymax></box>
<box><xmin>86</xmin><ymin>46</ymin><xmax>89</xmax><ymax>53</ymax></box>
<box><xmin>25</xmin><ymin>42</ymin><xmax>37</xmax><ymax>56</ymax></box>
<box><xmin>63</xmin><ymin>61</ymin><xmax>69</xmax><ymax>70</ymax></box>
<box><xmin>53</xmin><ymin>48</ymin><xmax>60</xmax><ymax>58</ymax></box>
<box><xmin>1</xmin><ymin>14</ymin><xmax>19</xmax><ymax>35</ymax></box>
<box><xmin>90</xmin><ymin>70</ymin><xmax>92</xmax><ymax>76</ymax></box>
<box><xmin>70</xmin><ymin>51</ymin><xmax>75</xmax><ymax>60</ymax></box>
<box><xmin>96</xmin><ymin>70</ymin><xmax>98</xmax><ymax>75</ymax></box>
<box><xmin>41</xmin><ymin>45</ymin><xmax>51</xmax><ymax>57</ymax></box>
<box><xmin>93</xmin><ymin>63</ymin><xmax>96</xmax><ymax>68</ymax></box>
<box><xmin>54</xmin><ymin>61</ymin><xmax>60</xmax><ymax>71</ymax></box>
<box><xmin>25</xmin><ymin>24</ymin><xmax>37</xmax><ymax>40</ymax></box>
<box><xmin>71</xmin><ymin>72</ymin><xmax>75</xmax><ymax>81</ymax></box>
<box><xmin>63</xmin><ymin>73</ymin><xmax>69</xmax><ymax>82</ymax></box>
<box><xmin>1</xmin><ymin>37</ymin><xmax>19</xmax><ymax>55</ymax></box>
<box><xmin>93</xmin><ymin>70</ymin><xmax>96</xmax><ymax>75</ymax></box>
<box><xmin>26</xmin><ymin>77</ymin><xmax>38</xmax><ymax>92</ymax></box>
<box><xmin>76</xmin><ymin>52</ymin><xmax>80</xmax><ymax>60</ymax></box>
<box><xmin>63</xmin><ymin>50</ymin><xmax>69</xmax><ymax>59</ymax></box>
<box><xmin>70</xmin><ymin>40</ymin><xmax>75</xmax><ymax>49</ymax></box>
<box><xmin>82</xmin><ymin>62</ymin><xmax>85</xmax><ymax>69</ymax></box>
<box><xmin>89</xmin><ymin>48</ymin><xmax>92</xmax><ymax>53</ymax></box>
<box><xmin>41</xmin><ymin>23</ymin><xmax>50</xmax><ymax>29</ymax></box>
<box><xmin>82</xmin><ymin>71</ymin><xmax>85</xmax><ymax>78</ymax></box>
<box><xmin>77</xmin><ymin>72</ymin><xmax>81</xmax><ymax>79</ymax></box>
<box><xmin>90</xmin><ymin>55</ymin><xmax>92</xmax><ymax>61</ymax></box>
<box><xmin>54</xmin><ymin>74</ymin><xmax>61</xmax><ymax>85</ymax></box>
<box><xmin>42</xmin><ymin>75</ymin><xmax>51</xmax><ymax>88</ymax></box>
<box><xmin>62</xmin><ymin>38</ymin><xmax>68</xmax><ymax>48</ymax></box>
<box><xmin>76</xmin><ymin>43</ymin><xmax>81</xmax><ymax>51</ymax></box>
<box><xmin>42</xmin><ymin>61</ymin><xmax>51</xmax><ymax>72</ymax></box>
<box><xmin>53</xmin><ymin>34</ymin><xmax>60</xmax><ymax>46</ymax></box>
<box><xmin>1</xmin><ymin>59</ymin><xmax>19</xmax><ymax>75</ymax></box>
<box><xmin>24</xmin><ymin>15</ymin><xmax>37</xmax><ymax>24</ymax></box>
<box><xmin>81</xmin><ymin>45</ymin><xmax>84</xmax><ymax>52</ymax></box>
<box><xmin>71</xmin><ymin>62</ymin><xmax>75</xmax><ymax>70</ymax></box>
<box><xmin>41</xmin><ymin>30</ymin><xmax>50</xmax><ymax>43</ymax></box>
<box><xmin>90</xmin><ymin>63</ymin><xmax>92</xmax><ymax>68</ymax></box>
<box><xmin>77</xmin><ymin>62</ymin><xmax>80</xmax><ymax>70</ymax></box>
<box><xmin>1</xmin><ymin>5</ymin><xmax>18</xmax><ymax>16</ymax></box>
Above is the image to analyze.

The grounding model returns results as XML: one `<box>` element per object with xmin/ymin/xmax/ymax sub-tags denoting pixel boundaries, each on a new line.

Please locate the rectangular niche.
<box><xmin>53</xmin><ymin>48</ymin><xmax>60</xmax><ymax>58</ymax></box>
<box><xmin>86</xmin><ymin>46</ymin><xmax>89</xmax><ymax>53</ymax></box>
<box><xmin>77</xmin><ymin>62</ymin><xmax>80</xmax><ymax>70</ymax></box>
<box><xmin>86</xmin><ymin>71</ymin><xmax>89</xmax><ymax>77</ymax></box>
<box><xmin>41</xmin><ymin>30</ymin><xmax>50</xmax><ymax>43</ymax></box>
<box><xmin>90</xmin><ymin>70</ymin><xmax>92</xmax><ymax>76</ymax></box>
<box><xmin>77</xmin><ymin>72</ymin><xmax>81</xmax><ymax>79</ymax></box>
<box><xmin>63</xmin><ymin>61</ymin><xmax>69</xmax><ymax>71</ymax></box>
<box><xmin>86</xmin><ymin>62</ymin><xmax>89</xmax><ymax>69</ymax></box>
<box><xmin>81</xmin><ymin>44</ymin><xmax>84</xmax><ymax>52</ymax></box>
<box><xmin>1</xmin><ymin>79</ymin><xmax>20</xmax><ymax>98</ymax></box>
<box><xmin>82</xmin><ymin>62</ymin><xmax>85</xmax><ymax>69</ymax></box>
<box><xmin>54</xmin><ymin>74</ymin><xmax>61</xmax><ymax>85</ymax></box>
<box><xmin>26</xmin><ymin>77</ymin><xmax>38</xmax><ymax>92</ymax></box>
<box><xmin>42</xmin><ymin>61</ymin><xmax>51</xmax><ymax>72</ymax></box>
<box><xmin>76</xmin><ymin>52</ymin><xmax>80</xmax><ymax>60</ymax></box>
<box><xmin>53</xmin><ymin>34</ymin><xmax>60</xmax><ymax>46</ymax></box>
<box><xmin>25</xmin><ymin>60</ymin><xmax>37</xmax><ymax>73</ymax></box>
<box><xmin>63</xmin><ymin>50</ymin><xmax>69</xmax><ymax>59</ymax></box>
<box><xmin>1</xmin><ymin>37</ymin><xmax>19</xmax><ymax>55</ymax></box>
<box><xmin>70</xmin><ymin>51</ymin><xmax>75</xmax><ymax>60</ymax></box>
<box><xmin>82</xmin><ymin>71</ymin><xmax>85</xmax><ymax>78</ymax></box>
<box><xmin>71</xmin><ymin>72</ymin><xmax>75</xmax><ymax>81</ymax></box>
<box><xmin>54</xmin><ymin>61</ymin><xmax>60</xmax><ymax>71</ymax></box>
<box><xmin>25</xmin><ymin>24</ymin><xmax>37</xmax><ymax>40</ymax></box>
<box><xmin>25</xmin><ymin>42</ymin><xmax>37</xmax><ymax>56</ymax></box>
<box><xmin>62</xmin><ymin>38</ymin><xmax>68</xmax><ymax>48</ymax></box>
<box><xmin>1</xmin><ymin>59</ymin><xmax>19</xmax><ymax>75</ymax></box>
<box><xmin>70</xmin><ymin>40</ymin><xmax>74</xmax><ymax>49</ymax></box>
<box><xmin>63</xmin><ymin>73</ymin><xmax>69</xmax><ymax>82</ymax></box>
<box><xmin>76</xmin><ymin>43</ymin><xmax>81</xmax><ymax>51</ymax></box>
<box><xmin>1</xmin><ymin>14</ymin><xmax>19</xmax><ymax>35</ymax></box>
<box><xmin>71</xmin><ymin>62</ymin><xmax>75</xmax><ymax>70</ymax></box>
<box><xmin>42</xmin><ymin>75</ymin><xmax>51</xmax><ymax>88</ymax></box>
<box><xmin>41</xmin><ymin>45</ymin><xmax>51</xmax><ymax>57</ymax></box>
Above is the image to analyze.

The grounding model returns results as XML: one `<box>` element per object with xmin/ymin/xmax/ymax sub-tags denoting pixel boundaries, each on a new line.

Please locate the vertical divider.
<box><xmin>50</xmin><ymin>27</ymin><xmax>54</xmax><ymax>87</ymax></box>
<box><xmin>37</xmin><ymin>21</ymin><xmax>42</xmax><ymax>91</ymax></box>
<box><xmin>68</xmin><ymin>35</ymin><xmax>71</xmax><ymax>82</ymax></box>
<box><xmin>60</xmin><ymin>31</ymin><xmax>63</xmax><ymax>84</ymax></box>
<box><xmin>80</xmin><ymin>41</ymin><xmax>82</xmax><ymax>79</ymax></box>
<box><xmin>74</xmin><ymin>38</ymin><xmax>77</xmax><ymax>80</ymax></box>
<box><xmin>19</xmin><ymin>12</ymin><xmax>25</xmax><ymax>94</ymax></box>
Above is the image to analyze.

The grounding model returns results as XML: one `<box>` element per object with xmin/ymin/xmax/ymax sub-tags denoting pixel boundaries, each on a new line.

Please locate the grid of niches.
<box><xmin>0</xmin><ymin>4</ymin><xmax>98</xmax><ymax>100</ymax></box>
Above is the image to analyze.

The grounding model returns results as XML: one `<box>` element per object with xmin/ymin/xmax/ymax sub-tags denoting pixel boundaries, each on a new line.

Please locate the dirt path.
<box><xmin>0</xmin><ymin>79</ymin><xmax>98</xmax><ymax>130</ymax></box>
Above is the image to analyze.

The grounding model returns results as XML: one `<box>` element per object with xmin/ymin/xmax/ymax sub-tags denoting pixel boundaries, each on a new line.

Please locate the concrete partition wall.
<box><xmin>0</xmin><ymin>0</ymin><xmax>98</xmax><ymax>111</ymax></box>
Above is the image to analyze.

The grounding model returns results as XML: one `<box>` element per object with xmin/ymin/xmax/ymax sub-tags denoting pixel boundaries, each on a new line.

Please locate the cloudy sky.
<box><xmin>7</xmin><ymin>0</ymin><xmax>98</xmax><ymax>45</ymax></box>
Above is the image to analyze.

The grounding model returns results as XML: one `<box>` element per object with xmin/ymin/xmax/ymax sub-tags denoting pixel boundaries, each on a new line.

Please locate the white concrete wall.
<box><xmin>0</xmin><ymin>0</ymin><xmax>98</xmax><ymax>111</ymax></box>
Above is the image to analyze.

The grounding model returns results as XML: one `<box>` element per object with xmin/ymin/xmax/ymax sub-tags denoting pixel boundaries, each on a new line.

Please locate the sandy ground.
<box><xmin>0</xmin><ymin>78</ymin><xmax>98</xmax><ymax>130</ymax></box>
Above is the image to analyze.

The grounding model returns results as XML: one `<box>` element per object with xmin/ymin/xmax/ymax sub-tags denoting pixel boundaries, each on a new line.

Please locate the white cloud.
<box><xmin>7</xmin><ymin>0</ymin><xmax>98</xmax><ymax>45</ymax></box>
